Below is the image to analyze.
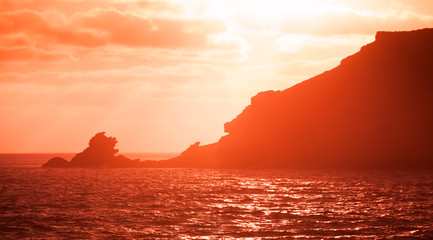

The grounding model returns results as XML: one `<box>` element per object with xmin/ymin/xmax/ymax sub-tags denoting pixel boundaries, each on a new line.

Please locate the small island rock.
<box><xmin>42</xmin><ymin>157</ymin><xmax>70</xmax><ymax>168</ymax></box>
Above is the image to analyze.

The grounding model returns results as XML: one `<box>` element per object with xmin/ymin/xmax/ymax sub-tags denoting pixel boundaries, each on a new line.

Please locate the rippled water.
<box><xmin>1</xmin><ymin>156</ymin><xmax>433</xmax><ymax>239</ymax></box>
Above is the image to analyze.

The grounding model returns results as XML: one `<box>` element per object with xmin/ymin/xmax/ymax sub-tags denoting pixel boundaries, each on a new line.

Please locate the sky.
<box><xmin>0</xmin><ymin>0</ymin><xmax>432</xmax><ymax>153</ymax></box>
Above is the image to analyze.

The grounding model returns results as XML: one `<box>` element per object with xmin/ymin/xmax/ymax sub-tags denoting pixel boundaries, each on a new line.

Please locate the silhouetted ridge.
<box><xmin>42</xmin><ymin>28</ymin><xmax>433</xmax><ymax>169</ymax></box>
<box><xmin>161</xmin><ymin>28</ymin><xmax>433</xmax><ymax>169</ymax></box>
<box><xmin>375</xmin><ymin>28</ymin><xmax>433</xmax><ymax>44</ymax></box>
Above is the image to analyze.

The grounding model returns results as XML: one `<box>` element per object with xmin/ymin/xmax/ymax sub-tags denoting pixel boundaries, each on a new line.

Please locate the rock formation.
<box><xmin>42</xmin><ymin>157</ymin><xmax>70</xmax><ymax>168</ymax></box>
<box><xmin>42</xmin><ymin>132</ymin><xmax>140</xmax><ymax>168</ymax></box>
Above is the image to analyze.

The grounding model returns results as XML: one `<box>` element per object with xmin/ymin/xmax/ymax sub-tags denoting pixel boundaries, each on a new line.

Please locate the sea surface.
<box><xmin>1</xmin><ymin>154</ymin><xmax>433</xmax><ymax>239</ymax></box>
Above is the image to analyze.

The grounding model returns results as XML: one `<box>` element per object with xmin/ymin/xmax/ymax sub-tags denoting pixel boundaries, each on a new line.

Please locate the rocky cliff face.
<box><xmin>162</xmin><ymin>28</ymin><xmax>433</xmax><ymax>169</ymax></box>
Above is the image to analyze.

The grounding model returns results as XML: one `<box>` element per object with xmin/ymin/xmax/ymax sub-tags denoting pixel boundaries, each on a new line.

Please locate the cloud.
<box><xmin>0</xmin><ymin>10</ymin><xmax>107</xmax><ymax>48</ymax></box>
<box><xmin>228</xmin><ymin>1</ymin><xmax>433</xmax><ymax>36</ymax></box>
<box><xmin>209</xmin><ymin>33</ymin><xmax>251</xmax><ymax>52</ymax></box>
<box><xmin>274</xmin><ymin>34</ymin><xmax>374</xmax><ymax>53</ymax></box>
<box><xmin>0</xmin><ymin>47</ymin><xmax>71</xmax><ymax>62</ymax></box>
<box><xmin>234</xmin><ymin>57</ymin><xmax>344</xmax><ymax>92</ymax></box>
<box><xmin>279</xmin><ymin>4</ymin><xmax>433</xmax><ymax>35</ymax></box>
<box><xmin>0</xmin><ymin>8</ymin><xmax>230</xmax><ymax>49</ymax></box>
<box><xmin>0</xmin><ymin>0</ymin><xmax>183</xmax><ymax>16</ymax></box>
<box><xmin>0</xmin><ymin>63</ymin><xmax>227</xmax><ymax>87</ymax></box>
<box><xmin>0</xmin><ymin>6</ymin><xmax>252</xmax><ymax>64</ymax></box>
<box><xmin>75</xmin><ymin>8</ymin><xmax>227</xmax><ymax>48</ymax></box>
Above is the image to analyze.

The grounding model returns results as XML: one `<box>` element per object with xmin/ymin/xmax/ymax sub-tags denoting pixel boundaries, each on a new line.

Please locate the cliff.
<box><xmin>154</xmin><ymin>28</ymin><xmax>433</xmax><ymax>169</ymax></box>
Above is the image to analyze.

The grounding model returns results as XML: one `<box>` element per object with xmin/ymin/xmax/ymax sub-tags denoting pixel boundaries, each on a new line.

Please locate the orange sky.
<box><xmin>1</xmin><ymin>0</ymin><xmax>432</xmax><ymax>153</ymax></box>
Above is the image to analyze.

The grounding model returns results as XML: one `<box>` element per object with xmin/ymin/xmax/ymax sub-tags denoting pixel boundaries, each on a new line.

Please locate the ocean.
<box><xmin>1</xmin><ymin>154</ymin><xmax>433</xmax><ymax>239</ymax></box>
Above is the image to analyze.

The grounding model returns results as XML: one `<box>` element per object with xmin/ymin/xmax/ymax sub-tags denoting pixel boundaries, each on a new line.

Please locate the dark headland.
<box><xmin>43</xmin><ymin>28</ymin><xmax>433</xmax><ymax>169</ymax></box>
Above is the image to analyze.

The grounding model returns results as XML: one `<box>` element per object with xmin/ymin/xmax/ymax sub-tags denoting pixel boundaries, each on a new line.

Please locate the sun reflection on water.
<box><xmin>1</xmin><ymin>168</ymin><xmax>433</xmax><ymax>238</ymax></box>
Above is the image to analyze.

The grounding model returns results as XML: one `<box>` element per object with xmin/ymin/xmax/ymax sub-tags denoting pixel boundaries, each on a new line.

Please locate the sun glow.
<box><xmin>198</xmin><ymin>0</ymin><xmax>350</xmax><ymax>34</ymax></box>
<box><xmin>203</xmin><ymin>0</ymin><xmax>339</xmax><ymax>21</ymax></box>
<box><xmin>239</xmin><ymin>0</ymin><xmax>331</xmax><ymax>17</ymax></box>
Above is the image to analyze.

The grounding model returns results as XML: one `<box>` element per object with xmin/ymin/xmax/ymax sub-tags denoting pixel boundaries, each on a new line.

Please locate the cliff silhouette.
<box><xmin>43</xmin><ymin>28</ymin><xmax>433</xmax><ymax>169</ymax></box>
<box><xmin>149</xmin><ymin>28</ymin><xmax>433</xmax><ymax>169</ymax></box>
<box><xmin>43</xmin><ymin>132</ymin><xmax>141</xmax><ymax>168</ymax></box>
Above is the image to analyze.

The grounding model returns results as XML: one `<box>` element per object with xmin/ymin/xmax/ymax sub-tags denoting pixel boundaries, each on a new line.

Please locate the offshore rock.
<box><xmin>42</xmin><ymin>157</ymin><xmax>70</xmax><ymax>168</ymax></box>
<box><xmin>42</xmin><ymin>132</ymin><xmax>141</xmax><ymax>168</ymax></box>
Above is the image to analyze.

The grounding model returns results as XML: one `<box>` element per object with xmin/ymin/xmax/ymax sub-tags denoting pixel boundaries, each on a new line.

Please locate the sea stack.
<box><xmin>42</xmin><ymin>132</ymin><xmax>140</xmax><ymax>168</ymax></box>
